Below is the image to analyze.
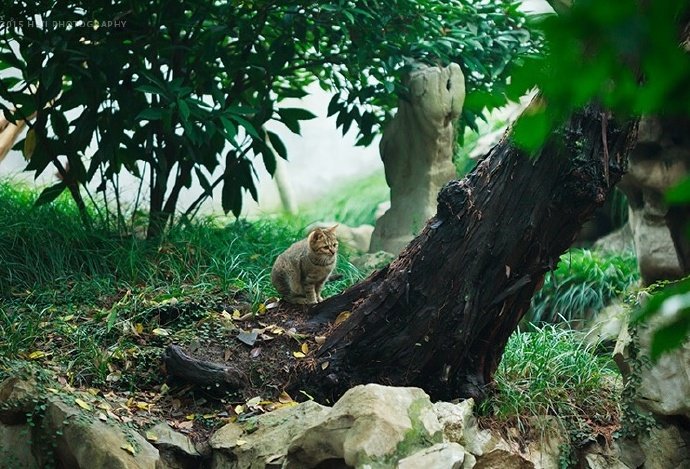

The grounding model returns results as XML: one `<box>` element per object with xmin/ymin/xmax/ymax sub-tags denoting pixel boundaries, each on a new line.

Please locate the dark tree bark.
<box><xmin>289</xmin><ymin>101</ymin><xmax>638</xmax><ymax>403</ymax></box>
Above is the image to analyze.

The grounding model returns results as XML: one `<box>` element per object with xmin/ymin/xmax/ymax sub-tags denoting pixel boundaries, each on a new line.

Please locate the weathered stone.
<box><xmin>209</xmin><ymin>400</ymin><xmax>331</xmax><ymax>469</ymax></box>
<box><xmin>147</xmin><ymin>422</ymin><xmax>202</xmax><ymax>469</ymax></box>
<box><xmin>0</xmin><ymin>422</ymin><xmax>39</xmax><ymax>469</ymax></box>
<box><xmin>0</xmin><ymin>377</ymin><xmax>38</xmax><ymax>425</ymax></box>
<box><xmin>618</xmin><ymin>115</ymin><xmax>690</xmax><ymax>285</ymax></box>
<box><xmin>148</xmin><ymin>422</ymin><xmax>199</xmax><ymax>456</ymax></box>
<box><xmin>638</xmin><ymin>421</ymin><xmax>690</xmax><ymax>468</ymax></box>
<box><xmin>40</xmin><ymin>398</ymin><xmax>160</xmax><ymax>469</ymax></box>
<box><xmin>636</xmin><ymin>322</ymin><xmax>690</xmax><ymax>419</ymax></box>
<box><xmin>473</xmin><ymin>449</ymin><xmax>534</xmax><ymax>469</ymax></box>
<box><xmin>397</xmin><ymin>442</ymin><xmax>465</xmax><ymax>469</ymax></box>
<box><xmin>287</xmin><ymin>384</ymin><xmax>443</xmax><ymax>468</ymax></box>
<box><xmin>433</xmin><ymin>399</ymin><xmax>510</xmax><ymax>457</ymax></box>
<box><xmin>592</xmin><ymin>223</ymin><xmax>634</xmax><ymax>254</ymax></box>
<box><xmin>521</xmin><ymin>417</ymin><xmax>565</xmax><ymax>469</ymax></box>
<box><xmin>612</xmin><ymin>438</ymin><xmax>645</xmax><ymax>469</ymax></box>
<box><xmin>585</xmin><ymin>303</ymin><xmax>627</xmax><ymax>347</ymax></box>
<box><xmin>305</xmin><ymin>222</ymin><xmax>374</xmax><ymax>253</ymax></box>
<box><xmin>370</xmin><ymin>63</ymin><xmax>465</xmax><ymax>254</ymax></box>
<box><xmin>350</xmin><ymin>251</ymin><xmax>396</xmax><ymax>275</ymax></box>
<box><xmin>581</xmin><ymin>442</ymin><xmax>631</xmax><ymax>469</ymax></box>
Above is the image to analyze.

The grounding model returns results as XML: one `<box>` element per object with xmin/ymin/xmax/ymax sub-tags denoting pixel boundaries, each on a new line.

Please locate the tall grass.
<box><xmin>482</xmin><ymin>324</ymin><xmax>621</xmax><ymax>452</ymax></box>
<box><xmin>300</xmin><ymin>170</ymin><xmax>389</xmax><ymax>227</ymax></box>
<box><xmin>525</xmin><ymin>249</ymin><xmax>639</xmax><ymax>325</ymax></box>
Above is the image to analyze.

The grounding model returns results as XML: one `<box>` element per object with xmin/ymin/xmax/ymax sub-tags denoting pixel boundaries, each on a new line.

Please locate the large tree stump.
<box><xmin>292</xmin><ymin>101</ymin><xmax>638</xmax><ymax>403</ymax></box>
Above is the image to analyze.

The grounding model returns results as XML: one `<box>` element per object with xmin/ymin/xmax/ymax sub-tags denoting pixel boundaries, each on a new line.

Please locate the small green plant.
<box><xmin>526</xmin><ymin>249</ymin><xmax>639</xmax><ymax>325</ymax></box>
<box><xmin>481</xmin><ymin>324</ymin><xmax>621</xmax><ymax>463</ymax></box>
<box><xmin>0</xmin><ymin>182</ymin><xmax>367</xmax><ymax>391</ymax></box>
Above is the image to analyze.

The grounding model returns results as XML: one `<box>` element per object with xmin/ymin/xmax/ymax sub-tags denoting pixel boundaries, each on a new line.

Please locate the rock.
<box><xmin>584</xmin><ymin>303</ymin><xmax>627</xmax><ymax>347</ymax></box>
<box><xmin>305</xmin><ymin>222</ymin><xmax>374</xmax><ymax>253</ymax></box>
<box><xmin>473</xmin><ymin>449</ymin><xmax>534</xmax><ymax>469</ymax></box>
<box><xmin>612</xmin><ymin>438</ymin><xmax>645</xmax><ymax>469</ymax></box>
<box><xmin>433</xmin><ymin>399</ymin><xmax>510</xmax><ymax>457</ymax></box>
<box><xmin>397</xmin><ymin>442</ymin><xmax>465</xmax><ymax>469</ymax></box>
<box><xmin>592</xmin><ymin>223</ymin><xmax>634</xmax><ymax>254</ymax></box>
<box><xmin>636</xmin><ymin>322</ymin><xmax>690</xmax><ymax>419</ymax></box>
<box><xmin>209</xmin><ymin>399</ymin><xmax>331</xmax><ymax>469</ymax></box>
<box><xmin>521</xmin><ymin>417</ymin><xmax>565</xmax><ymax>469</ymax></box>
<box><xmin>40</xmin><ymin>398</ymin><xmax>160</xmax><ymax>469</ymax></box>
<box><xmin>370</xmin><ymin>63</ymin><xmax>465</xmax><ymax>254</ymax></box>
<box><xmin>147</xmin><ymin>422</ymin><xmax>202</xmax><ymax>468</ymax></box>
<box><xmin>618</xmin><ymin>115</ymin><xmax>690</xmax><ymax>285</ymax></box>
<box><xmin>0</xmin><ymin>377</ymin><xmax>38</xmax><ymax>425</ymax></box>
<box><xmin>0</xmin><ymin>422</ymin><xmax>39</xmax><ymax>468</ymax></box>
<box><xmin>287</xmin><ymin>384</ymin><xmax>443</xmax><ymax>468</ymax></box>
<box><xmin>350</xmin><ymin>251</ymin><xmax>396</xmax><ymax>274</ymax></box>
<box><xmin>639</xmin><ymin>421</ymin><xmax>690</xmax><ymax>468</ymax></box>
<box><xmin>579</xmin><ymin>441</ymin><xmax>632</xmax><ymax>469</ymax></box>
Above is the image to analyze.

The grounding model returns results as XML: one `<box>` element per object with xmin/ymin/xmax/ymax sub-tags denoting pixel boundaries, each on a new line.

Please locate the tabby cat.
<box><xmin>271</xmin><ymin>225</ymin><xmax>338</xmax><ymax>304</ymax></box>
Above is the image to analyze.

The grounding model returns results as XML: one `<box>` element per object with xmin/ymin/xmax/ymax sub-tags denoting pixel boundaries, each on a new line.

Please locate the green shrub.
<box><xmin>481</xmin><ymin>324</ymin><xmax>621</xmax><ymax>459</ymax></box>
<box><xmin>525</xmin><ymin>249</ymin><xmax>639</xmax><ymax>325</ymax></box>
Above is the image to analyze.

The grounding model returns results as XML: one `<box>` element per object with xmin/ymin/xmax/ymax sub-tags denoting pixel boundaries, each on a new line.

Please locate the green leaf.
<box><xmin>177</xmin><ymin>99</ymin><xmax>191</xmax><ymax>121</ymax></box>
<box><xmin>665</xmin><ymin>178</ymin><xmax>690</xmax><ymax>205</ymax></box>
<box><xmin>34</xmin><ymin>182</ymin><xmax>67</xmax><ymax>207</ymax></box>
<box><xmin>277</xmin><ymin>107</ymin><xmax>317</xmax><ymax>135</ymax></box>
<box><xmin>229</xmin><ymin>115</ymin><xmax>260</xmax><ymax>140</ymax></box>
<box><xmin>650</xmin><ymin>315</ymin><xmax>690</xmax><ymax>360</ymax></box>
<box><xmin>136</xmin><ymin>108</ymin><xmax>164</xmax><ymax>121</ymax></box>
<box><xmin>267</xmin><ymin>131</ymin><xmax>288</xmax><ymax>160</ymax></box>
<box><xmin>220</xmin><ymin>116</ymin><xmax>237</xmax><ymax>142</ymax></box>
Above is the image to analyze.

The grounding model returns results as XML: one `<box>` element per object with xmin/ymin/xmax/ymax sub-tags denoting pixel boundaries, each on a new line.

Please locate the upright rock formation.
<box><xmin>619</xmin><ymin>115</ymin><xmax>690</xmax><ymax>284</ymax></box>
<box><xmin>369</xmin><ymin>63</ymin><xmax>465</xmax><ymax>254</ymax></box>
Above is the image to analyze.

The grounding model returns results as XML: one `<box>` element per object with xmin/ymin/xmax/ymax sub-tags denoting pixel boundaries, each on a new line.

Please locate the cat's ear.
<box><xmin>328</xmin><ymin>224</ymin><xmax>338</xmax><ymax>233</ymax></box>
<box><xmin>309</xmin><ymin>230</ymin><xmax>322</xmax><ymax>241</ymax></box>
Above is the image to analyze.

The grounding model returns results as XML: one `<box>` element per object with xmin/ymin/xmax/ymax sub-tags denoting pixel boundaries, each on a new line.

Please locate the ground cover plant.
<box><xmin>526</xmin><ymin>249</ymin><xmax>639</xmax><ymax>325</ymax></box>
<box><xmin>0</xmin><ymin>180</ymin><xmax>636</xmax><ymax>451</ymax></box>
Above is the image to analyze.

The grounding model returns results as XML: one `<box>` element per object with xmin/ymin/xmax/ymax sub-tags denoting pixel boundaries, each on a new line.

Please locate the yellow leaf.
<box><xmin>234</xmin><ymin>405</ymin><xmax>244</xmax><ymax>415</ymax></box>
<box><xmin>136</xmin><ymin>401</ymin><xmax>152</xmax><ymax>411</ymax></box>
<box><xmin>334</xmin><ymin>311</ymin><xmax>351</xmax><ymax>326</ymax></box>
<box><xmin>23</xmin><ymin>129</ymin><xmax>36</xmax><ymax>160</ymax></box>
<box><xmin>86</xmin><ymin>388</ymin><xmax>100</xmax><ymax>396</ymax></box>
<box><xmin>321</xmin><ymin>361</ymin><xmax>330</xmax><ymax>370</ymax></box>
<box><xmin>121</xmin><ymin>444</ymin><xmax>136</xmax><ymax>455</ymax></box>
<box><xmin>314</xmin><ymin>335</ymin><xmax>326</xmax><ymax>345</ymax></box>
<box><xmin>28</xmin><ymin>350</ymin><xmax>46</xmax><ymax>360</ymax></box>
<box><xmin>292</xmin><ymin>351</ymin><xmax>305</xmax><ymax>358</ymax></box>
<box><xmin>185</xmin><ymin>413</ymin><xmax>195</xmax><ymax>420</ymax></box>
<box><xmin>63</xmin><ymin>314</ymin><xmax>74</xmax><ymax>322</ymax></box>
<box><xmin>152</xmin><ymin>328</ymin><xmax>170</xmax><ymax>336</ymax></box>
<box><xmin>232</xmin><ymin>309</ymin><xmax>241</xmax><ymax>319</ymax></box>
<box><xmin>301</xmin><ymin>343</ymin><xmax>309</xmax><ymax>354</ymax></box>
<box><xmin>134</xmin><ymin>323</ymin><xmax>144</xmax><ymax>335</ymax></box>
<box><xmin>74</xmin><ymin>398</ymin><xmax>92</xmax><ymax>411</ymax></box>
<box><xmin>278</xmin><ymin>391</ymin><xmax>293</xmax><ymax>404</ymax></box>
<box><xmin>46</xmin><ymin>387</ymin><xmax>60</xmax><ymax>394</ymax></box>
<box><xmin>145</xmin><ymin>431</ymin><xmax>158</xmax><ymax>441</ymax></box>
<box><xmin>257</xmin><ymin>303</ymin><xmax>267</xmax><ymax>314</ymax></box>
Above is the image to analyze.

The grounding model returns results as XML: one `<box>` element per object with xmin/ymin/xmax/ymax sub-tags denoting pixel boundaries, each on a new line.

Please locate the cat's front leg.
<box><xmin>305</xmin><ymin>284</ymin><xmax>318</xmax><ymax>304</ymax></box>
<box><xmin>315</xmin><ymin>282</ymin><xmax>325</xmax><ymax>302</ymax></box>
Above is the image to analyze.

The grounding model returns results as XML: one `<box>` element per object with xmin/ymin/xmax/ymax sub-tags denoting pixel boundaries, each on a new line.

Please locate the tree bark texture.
<box><xmin>295</xmin><ymin>101</ymin><xmax>638</xmax><ymax>403</ymax></box>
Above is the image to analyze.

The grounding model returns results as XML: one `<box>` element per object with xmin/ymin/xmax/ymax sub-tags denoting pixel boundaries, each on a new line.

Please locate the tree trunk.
<box><xmin>292</xmin><ymin>101</ymin><xmax>638</xmax><ymax>403</ymax></box>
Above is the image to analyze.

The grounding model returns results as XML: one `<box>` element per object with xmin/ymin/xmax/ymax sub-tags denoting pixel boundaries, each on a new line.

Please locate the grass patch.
<box><xmin>0</xmin><ymin>182</ymin><xmax>365</xmax><ymax>390</ymax></box>
<box><xmin>481</xmin><ymin>324</ymin><xmax>621</xmax><ymax>461</ymax></box>
<box><xmin>299</xmin><ymin>170</ymin><xmax>389</xmax><ymax>227</ymax></box>
<box><xmin>526</xmin><ymin>249</ymin><xmax>639</xmax><ymax>325</ymax></box>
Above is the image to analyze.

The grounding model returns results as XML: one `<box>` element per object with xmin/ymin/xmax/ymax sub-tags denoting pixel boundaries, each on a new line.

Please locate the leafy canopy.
<box><xmin>0</xmin><ymin>0</ymin><xmax>539</xmax><ymax>233</ymax></box>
